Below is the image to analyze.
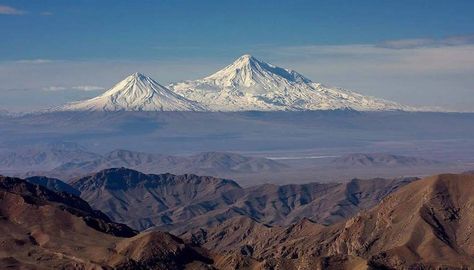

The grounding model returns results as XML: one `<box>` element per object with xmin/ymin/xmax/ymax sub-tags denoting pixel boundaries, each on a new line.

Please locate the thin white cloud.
<box><xmin>42</xmin><ymin>86</ymin><xmax>67</xmax><ymax>91</ymax></box>
<box><xmin>377</xmin><ymin>34</ymin><xmax>474</xmax><ymax>49</ymax></box>
<box><xmin>266</xmin><ymin>43</ymin><xmax>474</xmax><ymax>74</ymax></box>
<box><xmin>42</xmin><ymin>85</ymin><xmax>104</xmax><ymax>92</ymax></box>
<box><xmin>40</xmin><ymin>11</ymin><xmax>53</xmax><ymax>16</ymax></box>
<box><xmin>0</xmin><ymin>5</ymin><xmax>26</xmax><ymax>15</ymax></box>
<box><xmin>71</xmin><ymin>85</ymin><xmax>105</xmax><ymax>91</ymax></box>
<box><xmin>377</xmin><ymin>39</ymin><xmax>436</xmax><ymax>49</ymax></box>
<box><xmin>15</xmin><ymin>59</ymin><xmax>54</xmax><ymax>64</ymax></box>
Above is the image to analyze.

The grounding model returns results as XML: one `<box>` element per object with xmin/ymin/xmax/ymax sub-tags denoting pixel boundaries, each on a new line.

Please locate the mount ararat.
<box><xmin>59</xmin><ymin>55</ymin><xmax>413</xmax><ymax>112</ymax></box>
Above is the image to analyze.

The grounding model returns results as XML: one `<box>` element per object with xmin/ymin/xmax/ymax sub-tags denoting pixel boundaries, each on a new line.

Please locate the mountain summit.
<box><xmin>170</xmin><ymin>54</ymin><xmax>412</xmax><ymax>111</ymax></box>
<box><xmin>60</xmin><ymin>72</ymin><xmax>204</xmax><ymax>111</ymax></box>
<box><xmin>203</xmin><ymin>54</ymin><xmax>311</xmax><ymax>87</ymax></box>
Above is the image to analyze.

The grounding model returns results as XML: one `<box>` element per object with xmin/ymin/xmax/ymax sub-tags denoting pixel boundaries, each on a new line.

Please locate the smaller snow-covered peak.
<box><xmin>57</xmin><ymin>72</ymin><xmax>205</xmax><ymax>112</ymax></box>
<box><xmin>232</xmin><ymin>54</ymin><xmax>257</xmax><ymax>66</ymax></box>
<box><xmin>121</xmin><ymin>72</ymin><xmax>148</xmax><ymax>84</ymax></box>
<box><xmin>101</xmin><ymin>72</ymin><xmax>163</xmax><ymax>97</ymax></box>
<box><xmin>129</xmin><ymin>72</ymin><xmax>150</xmax><ymax>80</ymax></box>
<box><xmin>130</xmin><ymin>72</ymin><xmax>145</xmax><ymax>78</ymax></box>
<box><xmin>239</xmin><ymin>54</ymin><xmax>253</xmax><ymax>59</ymax></box>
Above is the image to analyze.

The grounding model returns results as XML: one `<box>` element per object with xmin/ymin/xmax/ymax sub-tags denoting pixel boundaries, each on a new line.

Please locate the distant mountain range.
<box><xmin>332</xmin><ymin>153</ymin><xmax>441</xmax><ymax>167</ymax></box>
<box><xmin>67</xmin><ymin>167</ymin><xmax>417</xmax><ymax>232</ymax></box>
<box><xmin>57</xmin><ymin>55</ymin><xmax>414</xmax><ymax>112</ymax></box>
<box><xmin>51</xmin><ymin>150</ymin><xmax>285</xmax><ymax>178</ymax></box>
<box><xmin>0</xmin><ymin>142</ymin><xmax>98</xmax><ymax>171</ymax></box>
<box><xmin>0</xmin><ymin>143</ymin><xmax>286</xmax><ymax>180</ymax></box>
<box><xmin>1</xmin><ymin>142</ymin><xmax>452</xmax><ymax>186</ymax></box>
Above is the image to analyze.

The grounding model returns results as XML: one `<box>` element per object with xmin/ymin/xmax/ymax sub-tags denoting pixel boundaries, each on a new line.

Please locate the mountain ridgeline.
<box><xmin>332</xmin><ymin>153</ymin><xmax>441</xmax><ymax>167</ymax></box>
<box><xmin>188</xmin><ymin>174</ymin><xmax>474</xmax><ymax>269</ymax></box>
<box><xmin>0</xmin><ymin>175</ymin><xmax>215</xmax><ymax>269</ymax></box>
<box><xmin>0</xmin><ymin>144</ymin><xmax>286</xmax><ymax>180</ymax></box>
<box><xmin>3</xmin><ymin>171</ymin><xmax>474</xmax><ymax>269</ymax></box>
<box><xmin>57</xmin><ymin>54</ymin><xmax>413</xmax><ymax>112</ymax></box>
<box><xmin>69</xmin><ymin>167</ymin><xmax>417</xmax><ymax>233</ymax></box>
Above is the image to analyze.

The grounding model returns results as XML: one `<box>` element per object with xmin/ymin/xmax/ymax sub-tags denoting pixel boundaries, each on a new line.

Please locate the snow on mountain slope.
<box><xmin>169</xmin><ymin>54</ymin><xmax>414</xmax><ymax>111</ymax></box>
<box><xmin>57</xmin><ymin>56</ymin><xmax>414</xmax><ymax>112</ymax></box>
<box><xmin>59</xmin><ymin>73</ymin><xmax>205</xmax><ymax>111</ymax></box>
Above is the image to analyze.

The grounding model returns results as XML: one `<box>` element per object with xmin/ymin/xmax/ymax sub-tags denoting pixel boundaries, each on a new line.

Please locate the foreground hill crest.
<box><xmin>190</xmin><ymin>173</ymin><xmax>474</xmax><ymax>269</ymax></box>
<box><xmin>0</xmin><ymin>175</ymin><xmax>215</xmax><ymax>269</ymax></box>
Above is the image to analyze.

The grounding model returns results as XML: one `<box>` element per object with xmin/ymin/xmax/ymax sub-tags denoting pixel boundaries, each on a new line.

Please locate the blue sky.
<box><xmin>1</xmin><ymin>0</ymin><xmax>474</xmax><ymax>111</ymax></box>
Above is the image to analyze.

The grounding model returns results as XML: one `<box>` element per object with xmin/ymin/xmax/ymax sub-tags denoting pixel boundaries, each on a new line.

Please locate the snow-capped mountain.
<box><xmin>59</xmin><ymin>73</ymin><xmax>204</xmax><ymax>111</ymax></box>
<box><xmin>57</xmin><ymin>56</ymin><xmax>413</xmax><ymax>112</ymax></box>
<box><xmin>169</xmin><ymin>54</ymin><xmax>413</xmax><ymax>111</ymax></box>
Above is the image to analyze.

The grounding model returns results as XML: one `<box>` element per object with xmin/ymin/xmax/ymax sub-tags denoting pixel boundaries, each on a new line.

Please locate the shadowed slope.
<box><xmin>25</xmin><ymin>175</ymin><xmax>80</xmax><ymax>196</ymax></box>
<box><xmin>190</xmin><ymin>174</ymin><xmax>474</xmax><ymax>269</ymax></box>
<box><xmin>71</xmin><ymin>168</ymin><xmax>416</xmax><ymax>233</ymax></box>
<box><xmin>71</xmin><ymin>167</ymin><xmax>242</xmax><ymax>231</ymax></box>
<box><xmin>0</xmin><ymin>175</ymin><xmax>215</xmax><ymax>269</ymax></box>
